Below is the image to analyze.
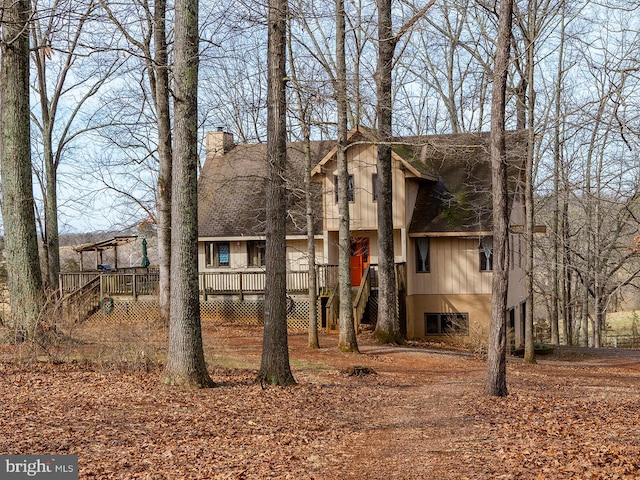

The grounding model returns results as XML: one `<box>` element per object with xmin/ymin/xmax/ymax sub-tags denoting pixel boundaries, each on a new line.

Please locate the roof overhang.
<box><xmin>409</xmin><ymin>231</ymin><xmax>493</xmax><ymax>238</ymax></box>
<box><xmin>409</xmin><ymin>225</ymin><xmax>547</xmax><ymax>237</ymax></box>
<box><xmin>509</xmin><ymin>225</ymin><xmax>548</xmax><ymax>234</ymax></box>
<box><xmin>74</xmin><ymin>235</ymin><xmax>138</xmax><ymax>253</ymax></box>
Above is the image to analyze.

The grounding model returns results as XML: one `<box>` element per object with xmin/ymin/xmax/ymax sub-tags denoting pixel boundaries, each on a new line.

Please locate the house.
<box><xmin>197</xmin><ymin>126</ymin><xmax>528</xmax><ymax>346</ymax></box>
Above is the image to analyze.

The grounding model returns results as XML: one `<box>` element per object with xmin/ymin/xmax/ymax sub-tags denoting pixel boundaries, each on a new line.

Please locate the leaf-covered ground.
<box><xmin>1</xmin><ymin>323</ymin><xmax>640</xmax><ymax>479</ymax></box>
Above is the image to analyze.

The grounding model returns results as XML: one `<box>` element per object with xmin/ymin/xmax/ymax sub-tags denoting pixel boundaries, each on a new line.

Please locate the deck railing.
<box><xmin>352</xmin><ymin>265</ymin><xmax>371</xmax><ymax>329</ymax></box>
<box><xmin>61</xmin><ymin>276</ymin><xmax>101</xmax><ymax>322</ymax></box>
<box><xmin>100</xmin><ymin>271</ymin><xmax>160</xmax><ymax>298</ymax></box>
<box><xmin>60</xmin><ymin>272</ymin><xmax>101</xmax><ymax>293</ymax></box>
<box><xmin>199</xmin><ymin>265</ymin><xmax>339</xmax><ymax>298</ymax></box>
<box><xmin>60</xmin><ymin>265</ymin><xmax>340</xmax><ymax>299</ymax></box>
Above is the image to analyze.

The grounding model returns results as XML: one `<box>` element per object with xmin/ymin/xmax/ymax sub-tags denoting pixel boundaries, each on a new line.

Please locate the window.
<box><xmin>479</xmin><ymin>236</ymin><xmax>493</xmax><ymax>271</ymax></box>
<box><xmin>247</xmin><ymin>240</ymin><xmax>266</xmax><ymax>267</ymax></box>
<box><xmin>205</xmin><ymin>241</ymin><xmax>230</xmax><ymax>267</ymax></box>
<box><xmin>372</xmin><ymin>173</ymin><xmax>378</xmax><ymax>202</ymax></box>
<box><xmin>334</xmin><ymin>174</ymin><xmax>354</xmax><ymax>203</ymax></box>
<box><xmin>415</xmin><ymin>237</ymin><xmax>430</xmax><ymax>273</ymax></box>
<box><xmin>350</xmin><ymin>237</ymin><xmax>369</xmax><ymax>263</ymax></box>
<box><xmin>424</xmin><ymin>312</ymin><xmax>469</xmax><ymax>335</ymax></box>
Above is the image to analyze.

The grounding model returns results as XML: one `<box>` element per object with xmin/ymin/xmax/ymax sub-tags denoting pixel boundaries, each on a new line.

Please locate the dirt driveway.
<box><xmin>1</xmin><ymin>323</ymin><xmax>640</xmax><ymax>479</ymax></box>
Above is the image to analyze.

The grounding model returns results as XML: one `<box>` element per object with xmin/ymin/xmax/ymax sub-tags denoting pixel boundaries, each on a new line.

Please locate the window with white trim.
<box><xmin>479</xmin><ymin>236</ymin><xmax>493</xmax><ymax>271</ymax></box>
<box><xmin>247</xmin><ymin>240</ymin><xmax>266</xmax><ymax>267</ymax></box>
<box><xmin>205</xmin><ymin>241</ymin><xmax>230</xmax><ymax>267</ymax></box>
<box><xmin>334</xmin><ymin>174</ymin><xmax>354</xmax><ymax>203</ymax></box>
<box><xmin>415</xmin><ymin>237</ymin><xmax>430</xmax><ymax>273</ymax></box>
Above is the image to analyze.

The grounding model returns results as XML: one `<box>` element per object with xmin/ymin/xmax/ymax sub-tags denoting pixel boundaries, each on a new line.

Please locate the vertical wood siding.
<box><xmin>408</xmin><ymin>237</ymin><xmax>492</xmax><ymax>295</ymax></box>
<box><xmin>324</xmin><ymin>143</ymin><xmax>406</xmax><ymax>232</ymax></box>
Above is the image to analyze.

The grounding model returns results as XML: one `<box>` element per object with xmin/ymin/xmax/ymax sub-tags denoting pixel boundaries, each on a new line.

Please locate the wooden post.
<box><xmin>133</xmin><ymin>274</ymin><xmax>137</xmax><ymax>300</ymax></box>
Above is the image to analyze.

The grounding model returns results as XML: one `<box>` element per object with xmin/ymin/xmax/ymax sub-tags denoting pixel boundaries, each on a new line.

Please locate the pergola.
<box><xmin>74</xmin><ymin>235</ymin><xmax>138</xmax><ymax>271</ymax></box>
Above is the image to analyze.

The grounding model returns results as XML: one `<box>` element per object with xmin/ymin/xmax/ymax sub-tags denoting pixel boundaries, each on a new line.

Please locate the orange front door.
<box><xmin>350</xmin><ymin>237</ymin><xmax>369</xmax><ymax>286</ymax></box>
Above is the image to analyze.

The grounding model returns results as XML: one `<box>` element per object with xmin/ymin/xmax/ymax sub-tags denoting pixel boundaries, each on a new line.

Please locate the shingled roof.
<box><xmin>401</xmin><ymin>130</ymin><xmax>526</xmax><ymax>234</ymax></box>
<box><xmin>198</xmin><ymin>140</ymin><xmax>334</xmax><ymax>238</ymax></box>
<box><xmin>198</xmin><ymin>129</ymin><xmax>526</xmax><ymax>238</ymax></box>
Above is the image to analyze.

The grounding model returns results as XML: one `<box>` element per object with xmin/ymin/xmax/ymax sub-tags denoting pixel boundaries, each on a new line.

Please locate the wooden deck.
<box><xmin>59</xmin><ymin>265</ymin><xmax>390</xmax><ymax>330</ymax></box>
<box><xmin>60</xmin><ymin>265</ymin><xmax>340</xmax><ymax>300</ymax></box>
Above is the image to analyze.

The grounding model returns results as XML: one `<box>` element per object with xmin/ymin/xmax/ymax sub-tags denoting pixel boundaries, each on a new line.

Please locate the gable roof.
<box><xmin>310</xmin><ymin>125</ymin><xmax>438</xmax><ymax>181</ymax></box>
<box><xmin>405</xmin><ymin>131</ymin><xmax>526</xmax><ymax>234</ymax></box>
<box><xmin>198</xmin><ymin>128</ymin><xmax>527</xmax><ymax>238</ymax></box>
<box><xmin>198</xmin><ymin>140</ymin><xmax>334</xmax><ymax>238</ymax></box>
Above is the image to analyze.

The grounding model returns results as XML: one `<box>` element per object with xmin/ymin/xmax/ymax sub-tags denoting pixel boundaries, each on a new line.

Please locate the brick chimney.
<box><xmin>206</xmin><ymin>127</ymin><xmax>235</xmax><ymax>158</ymax></box>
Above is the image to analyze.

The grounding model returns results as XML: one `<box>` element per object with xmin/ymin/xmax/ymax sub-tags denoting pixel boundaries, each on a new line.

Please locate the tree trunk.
<box><xmin>562</xmin><ymin>167</ymin><xmax>573</xmax><ymax>344</ymax></box>
<box><xmin>286</xmin><ymin>19</ymin><xmax>318</xmax><ymax>349</ymax></box>
<box><xmin>485</xmin><ymin>0</ymin><xmax>513</xmax><ymax>397</ymax></box>
<box><xmin>372</xmin><ymin>0</ymin><xmax>433</xmax><ymax>343</ymax></box>
<box><xmin>44</xmin><ymin>154</ymin><xmax>60</xmax><ymax>291</ymax></box>
<box><xmin>154</xmin><ymin>0</ymin><xmax>172</xmax><ymax>327</ymax></box>
<box><xmin>553</xmin><ymin>0</ymin><xmax>568</xmax><ymax>345</ymax></box>
<box><xmin>551</xmin><ymin>6</ymin><xmax>564</xmax><ymax>345</ymax></box>
<box><xmin>163</xmin><ymin>0</ymin><xmax>214</xmax><ymax>388</ymax></box>
<box><xmin>258</xmin><ymin>0</ymin><xmax>296</xmax><ymax>385</ymax></box>
<box><xmin>523</xmin><ymin>4</ymin><xmax>536</xmax><ymax>364</ymax></box>
<box><xmin>304</xmin><ymin>136</ymin><xmax>319</xmax><ymax>349</ymax></box>
<box><xmin>374</xmin><ymin>0</ymin><xmax>402</xmax><ymax>344</ymax></box>
<box><xmin>336</xmin><ymin>0</ymin><xmax>359</xmax><ymax>353</ymax></box>
<box><xmin>0</xmin><ymin>0</ymin><xmax>45</xmax><ymax>340</ymax></box>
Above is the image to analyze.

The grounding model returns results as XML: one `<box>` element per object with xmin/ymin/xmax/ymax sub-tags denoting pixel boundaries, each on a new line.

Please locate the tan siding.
<box><xmin>392</xmin><ymin>160</ymin><xmax>405</xmax><ymax>227</ymax></box>
<box><xmin>351</xmin><ymin>144</ymin><xmax>378</xmax><ymax>229</ymax></box>
<box><xmin>323</xmin><ymin>143</ymin><xmax>409</xmax><ymax>232</ymax></box>
<box><xmin>507</xmin><ymin>195</ymin><xmax>527</xmax><ymax>310</ymax></box>
<box><xmin>405</xmin><ymin>293</ymin><xmax>491</xmax><ymax>339</ymax></box>
<box><xmin>408</xmin><ymin>237</ymin><xmax>492</xmax><ymax>296</ymax></box>
<box><xmin>286</xmin><ymin>239</ymin><xmax>326</xmax><ymax>270</ymax></box>
<box><xmin>324</xmin><ymin>174</ymin><xmax>338</xmax><ymax>230</ymax></box>
<box><xmin>450</xmin><ymin>238</ymin><xmax>462</xmax><ymax>293</ymax></box>
<box><xmin>199</xmin><ymin>239</ymin><xmax>324</xmax><ymax>272</ymax></box>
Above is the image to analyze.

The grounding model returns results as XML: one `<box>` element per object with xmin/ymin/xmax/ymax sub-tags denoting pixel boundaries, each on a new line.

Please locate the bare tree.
<box><xmin>512</xmin><ymin>0</ymin><xmax>540</xmax><ymax>362</ymax></box>
<box><xmin>396</xmin><ymin>0</ymin><xmax>494</xmax><ymax>134</ymax></box>
<box><xmin>163</xmin><ymin>0</ymin><xmax>214</xmax><ymax>388</ymax></box>
<box><xmin>99</xmin><ymin>0</ymin><xmax>172</xmax><ymax>324</ymax></box>
<box><xmin>30</xmin><ymin>0</ymin><xmax>122</xmax><ymax>289</ymax></box>
<box><xmin>304</xmin><ymin>126</ymin><xmax>319</xmax><ymax>349</ymax></box>
<box><xmin>153</xmin><ymin>0</ymin><xmax>172</xmax><ymax>327</ymax></box>
<box><xmin>258</xmin><ymin>0</ymin><xmax>297</xmax><ymax>385</ymax></box>
<box><xmin>374</xmin><ymin>0</ymin><xmax>401</xmax><ymax>344</ymax></box>
<box><xmin>336</xmin><ymin>0</ymin><xmax>359</xmax><ymax>352</ymax></box>
<box><xmin>0</xmin><ymin>0</ymin><xmax>45</xmax><ymax>340</ymax></box>
<box><xmin>287</xmin><ymin>30</ymin><xmax>320</xmax><ymax>349</ymax></box>
<box><xmin>374</xmin><ymin>0</ymin><xmax>433</xmax><ymax>344</ymax></box>
<box><xmin>485</xmin><ymin>0</ymin><xmax>514</xmax><ymax>397</ymax></box>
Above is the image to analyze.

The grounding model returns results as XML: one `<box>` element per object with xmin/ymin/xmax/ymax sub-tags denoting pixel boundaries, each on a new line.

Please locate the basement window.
<box><xmin>424</xmin><ymin>312</ymin><xmax>469</xmax><ymax>335</ymax></box>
